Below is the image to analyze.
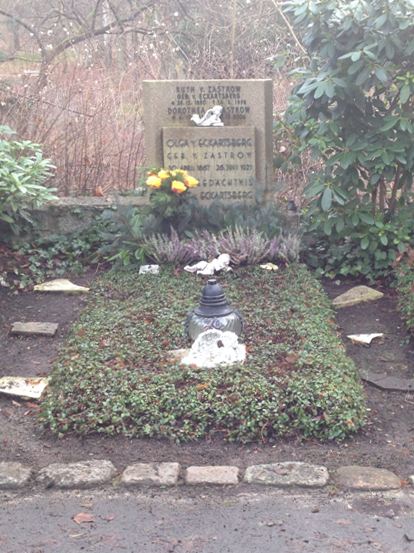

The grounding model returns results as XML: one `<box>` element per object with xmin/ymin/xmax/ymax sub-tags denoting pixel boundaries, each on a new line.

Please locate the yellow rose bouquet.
<box><xmin>144</xmin><ymin>168</ymin><xmax>200</xmax><ymax>234</ymax></box>
<box><xmin>145</xmin><ymin>168</ymin><xmax>199</xmax><ymax>195</ymax></box>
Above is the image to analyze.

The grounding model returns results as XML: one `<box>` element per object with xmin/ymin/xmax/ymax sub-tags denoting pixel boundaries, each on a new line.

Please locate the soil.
<box><xmin>1</xmin><ymin>273</ymin><xmax>414</xmax><ymax>477</ymax></box>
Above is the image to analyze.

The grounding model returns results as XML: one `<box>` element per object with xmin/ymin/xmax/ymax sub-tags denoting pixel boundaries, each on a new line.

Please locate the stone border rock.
<box><xmin>0</xmin><ymin>461</ymin><xmax>410</xmax><ymax>494</ymax></box>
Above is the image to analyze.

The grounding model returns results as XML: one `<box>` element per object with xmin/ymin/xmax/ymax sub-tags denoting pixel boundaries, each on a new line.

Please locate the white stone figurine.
<box><xmin>182</xmin><ymin>329</ymin><xmax>246</xmax><ymax>369</ymax></box>
<box><xmin>191</xmin><ymin>105</ymin><xmax>224</xmax><ymax>127</ymax></box>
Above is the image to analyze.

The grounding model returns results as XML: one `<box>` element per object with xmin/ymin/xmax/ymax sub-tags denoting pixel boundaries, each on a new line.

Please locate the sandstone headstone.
<box><xmin>11</xmin><ymin>322</ymin><xmax>58</xmax><ymax>337</ymax></box>
<box><xmin>181</xmin><ymin>329</ymin><xmax>246</xmax><ymax>369</ymax></box>
<box><xmin>143</xmin><ymin>79</ymin><xmax>273</xmax><ymax>204</ymax></box>
<box><xmin>332</xmin><ymin>285</ymin><xmax>384</xmax><ymax>308</ymax></box>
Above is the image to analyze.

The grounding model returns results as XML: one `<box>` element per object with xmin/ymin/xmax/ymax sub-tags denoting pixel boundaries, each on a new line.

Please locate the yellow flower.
<box><xmin>184</xmin><ymin>175</ymin><xmax>199</xmax><ymax>188</ymax></box>
<box><xmin>171</xmin><ymin>169</ymin><xmax>188</xmax><ymax>177</ymax></box>
<box><xmin>146</xmin><ymin>175</ymin><xmax>162</xmax><ymax>189</ymax></box>
<box><xmin>157</xmin><ymin>169</ymin><xmax>170</xmax><ymax>180</ymax></box>
<box><xmin>171</xmin><ymin>180</ymin><xmax>187</xmax><ymax>194</ymax></box>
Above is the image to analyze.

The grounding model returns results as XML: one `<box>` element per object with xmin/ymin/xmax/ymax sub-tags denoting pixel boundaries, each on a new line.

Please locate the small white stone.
<box><xmin>347</xmin><ymin>333</ymin><xmax>384</xmax><ymax>345</ymax></box>
<box><xmin>34</xmin><ymin>279</ymin><xmax>89</xmax><ymax>293</ymax></box>
<box><xmin>181</xmin><ymin>329</ymin><xmax>246</xmax><ymax>369</ymax></box>
<box><xmin>139</xmin><ymin>265</ymin><xmax>160</xmax><ymax>275</ymax></box>
<box><xmin>259</xmin><ymin>263</ymin><xmax>279</xmax><ymax>271</ymax></box>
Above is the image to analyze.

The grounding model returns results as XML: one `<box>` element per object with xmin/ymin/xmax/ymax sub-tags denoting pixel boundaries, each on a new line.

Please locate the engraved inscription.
<box><xmin>168</xmin><ymin>85</ymin><xmax>251</xmax><ymax>123</ymax></box>
<box><xmin>162</xmin><ymin>127</ymin><xmax>256</xmax><ymax>204</ymax></box>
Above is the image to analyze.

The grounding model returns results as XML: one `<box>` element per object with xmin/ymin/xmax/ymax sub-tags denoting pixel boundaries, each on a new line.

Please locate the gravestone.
<box><xmin>143</xmin><ymin>80</ymin><xmax>273</xmax><ymax>204</ymax></box>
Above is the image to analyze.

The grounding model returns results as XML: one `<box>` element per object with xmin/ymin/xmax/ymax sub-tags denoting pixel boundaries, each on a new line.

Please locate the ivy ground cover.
<box><xmin>41</xmin><ymin>265</ymin><xmax>366</xmax><ymax>442</ymax></box>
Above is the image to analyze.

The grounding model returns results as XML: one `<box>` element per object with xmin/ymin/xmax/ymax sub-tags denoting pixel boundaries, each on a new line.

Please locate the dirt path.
<box><xmin>0</xmin><ymin>275</ymin><xmax>413</xmax><ymax>476</ymax></box>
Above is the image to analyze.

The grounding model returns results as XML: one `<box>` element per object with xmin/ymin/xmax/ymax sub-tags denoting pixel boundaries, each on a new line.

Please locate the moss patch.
<box><xmin>41</xmin><ymin>264</ymin><xmax>366</xmax><ymax>442</ymax></box>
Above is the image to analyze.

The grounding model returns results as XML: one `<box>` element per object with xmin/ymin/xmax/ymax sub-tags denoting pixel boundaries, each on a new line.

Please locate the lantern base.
<box><xmin>185</xmin><ymin>310</ymin><xmax>243</xmax><ymax>341</ymax></box>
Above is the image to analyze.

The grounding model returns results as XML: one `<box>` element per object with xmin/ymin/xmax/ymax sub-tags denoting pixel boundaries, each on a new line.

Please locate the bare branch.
<box><xmin>46</xmin><ymin>1</ymin><xmax>155</xmax><ymax>63</ymax></box>
<box><xmin>270</xmin><ymin>0</ymin><xmax>308</xmax><ymax>57</ymax></box>
<box><xmin>0</xmin><ymin>8</ymin><xmax>47</xmax><ymax>60</ymax></box>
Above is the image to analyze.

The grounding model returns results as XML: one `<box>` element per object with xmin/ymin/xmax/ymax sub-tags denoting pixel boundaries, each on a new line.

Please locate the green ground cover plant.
<box><xmin>41</xmin><ymin>265</ymin><xmax>366</xmax><ymax>442</ymax></box>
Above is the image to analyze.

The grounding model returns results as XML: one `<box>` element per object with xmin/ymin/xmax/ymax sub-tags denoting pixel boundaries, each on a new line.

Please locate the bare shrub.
<box><xmin>0</xmin><ymin>0</ymin><xmax>307</xmax><ymax>198</ymax></box>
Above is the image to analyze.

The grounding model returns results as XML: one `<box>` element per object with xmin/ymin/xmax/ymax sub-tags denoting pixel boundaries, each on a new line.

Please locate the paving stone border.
<box><xmin>0</xmin><ymin>460</ymin><xmax>411</xmax><ymax>494</ymax></box>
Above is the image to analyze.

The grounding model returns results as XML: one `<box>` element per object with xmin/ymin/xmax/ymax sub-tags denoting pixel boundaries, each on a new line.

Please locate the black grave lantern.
<box><xmin>185</xmin><ymin>278</ymin><xmax>243</xmax><ymax>341</ymax></box>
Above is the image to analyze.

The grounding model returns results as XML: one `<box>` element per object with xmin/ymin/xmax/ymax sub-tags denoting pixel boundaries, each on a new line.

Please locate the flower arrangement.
<box><xmin>146</xmin><ymin>168</ymin><xmax>199</xmax><ymax>195</ymax></box>
<box><xmin>143</xmin><ymin>168</ymin><xmax>200</xmax><ymax>235</ymax></box>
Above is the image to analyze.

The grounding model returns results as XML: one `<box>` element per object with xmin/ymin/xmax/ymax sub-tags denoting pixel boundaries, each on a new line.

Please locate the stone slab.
<box><xmin>143</xmin><ymin>79</ymin><xmax>273</xmax><ymax>200</ymax></box>
<box><xmin>185</xmin><ymin>466</ymin><xmax>239</xmax><ymax>485</ymax></box>
<box><xmin>11</xmin><ymin>322</ymin><xmax>58</xmax><ymax>337</ymax></box>
<box><xmin>359</xmin><ymin>370</ymin><xmax>414</xmax><ymax>392</ymax></box>
<box><xmin>121</xmin><ymin>463</ymin><xmax>180</xmax><ymax>487</ymax></box>
<box><xmin>0</xmin><ymin>462</ymin><xmax>33</xmax><ymax>489</ymax></box>
<box><xmin>163</xmin><ymin>126</ymin><xmax>256</xmax><ymax>204</ymax></box>
<box><xmin>244</xmin><ymin>462</ymin><xmax>329</xmax><ymax>488</ymax></box>
<box><xmin>37</xmin><ymin>460</ymin><xmax>116</xmax><ymax>489</ymax></box>
<box><xmin>0</xmin><ymin>376</ymin><xmax>49</xmax><ymax>400</ymax></box>
<box><xmin>334</xmin><ymin>466</ymin><xmax>401</xmax><ymax>491</ymax></box>
<box><xmin>33</xmin><ymin>279</ymin><xmax>89</xmax><ymax>294</ymax></box>
<box><xmin>332</xmin><ymin>286</ymin><xmax>384</xmax><ymax>308</ymax></box>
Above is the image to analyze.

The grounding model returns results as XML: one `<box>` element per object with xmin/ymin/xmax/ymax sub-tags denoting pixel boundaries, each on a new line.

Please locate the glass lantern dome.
<box><xmin>185</xmin><ymin>278</ymin><xmax>243</xmax><ymax>341</ymax></box>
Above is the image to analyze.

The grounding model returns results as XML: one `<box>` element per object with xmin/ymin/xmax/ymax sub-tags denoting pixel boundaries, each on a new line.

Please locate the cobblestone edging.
<box><xmin>0</xmin><ymin>460</ymin><xmax>410</xmax><ymax>493</ymax></box>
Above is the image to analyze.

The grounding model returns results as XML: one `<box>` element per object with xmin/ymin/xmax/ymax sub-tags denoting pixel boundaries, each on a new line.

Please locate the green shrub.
<box><xmin>97</xmin><ymin>206</ymin><xmax>147</xmax><ymax>266</ymax></box>
<box><xmin>41</xmin><ymin>265</ymin><xmax>366</xmax><ymax>442</ymax></box>
<box><xmin>1</xmin><ymin>226</ymin><xmax>104</xmax><ymax>290</ymax></box>
<box><xmin>281</xmin><ymin>0</ymin><xmax>414</xmax><ymax>279</ymax></box>
<box><xmin>395</xmin><ymin>257</ymin><xmax>414</xmax><ymax>333</ymax></box>
<box><xmin>304</xmin><ymin>205</ymin><xmax>414</xmax><ymax>281</ymax></box>
<box><xmin>0</xmin><ymin>126</ymin><xmax>56</xmax><ymax>236</ymax></box>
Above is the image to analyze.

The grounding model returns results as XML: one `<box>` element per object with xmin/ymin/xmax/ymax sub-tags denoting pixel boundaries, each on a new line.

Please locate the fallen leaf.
<box><xmin>72</xmin><ymin>512</ymin><xmax>95</xmax><ymax>525</ymax></box>
<box><xmin>335</xmin><ymin>518</ymin><xmax>352</xmax><ymax>526</ymax></box>
<box><xmin>285</xmin><ymin>353</ymin><xmax>299</xmax><ymax>365</ymax></box>
<box><xmin>94</xmin><ymin>185</ymin><xmax>104</xmax><ymax>197</ymax></box>
<box><xmin>11</xmin><ymin>400</ymin><xmax>21</xmax><ymax>407</ymax></box>
<box><xmin>100</xmin><ymin>514</ymin><xmax>115</xmax><ymax>522</ymax></box>
<box><xmin>26</xmin><ymin>402</ymin><xmax>40</xmax><ymax>409</ymax></box>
